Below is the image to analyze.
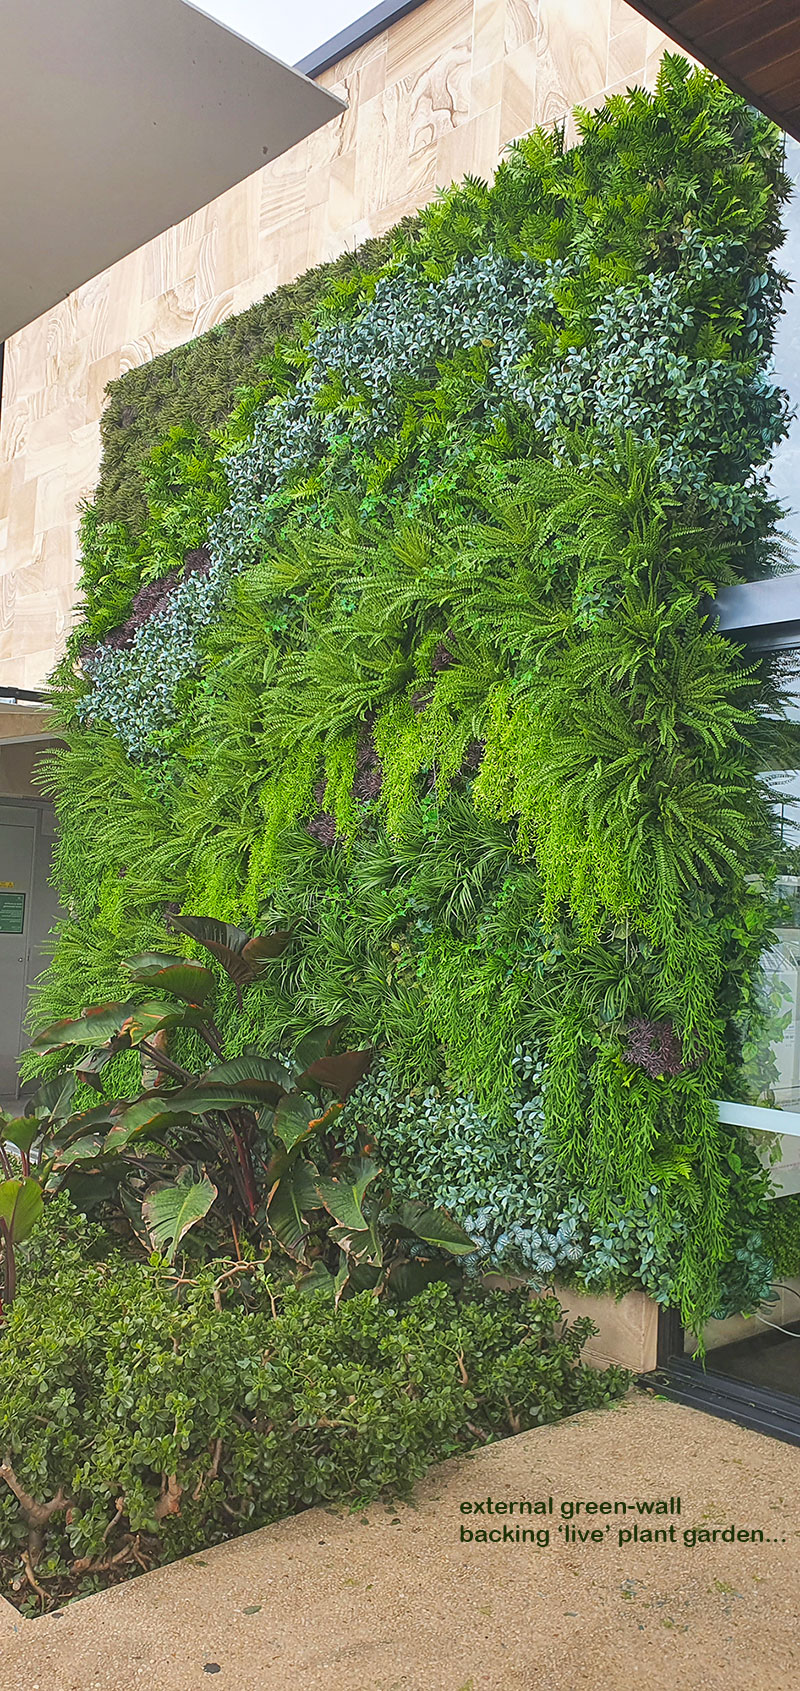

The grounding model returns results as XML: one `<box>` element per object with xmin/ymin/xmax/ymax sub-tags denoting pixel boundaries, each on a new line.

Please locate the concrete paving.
<box><xmin>1</xmin><ymin>1391</ymin><xmax>798</xmax><ymax>1690</ymax></box>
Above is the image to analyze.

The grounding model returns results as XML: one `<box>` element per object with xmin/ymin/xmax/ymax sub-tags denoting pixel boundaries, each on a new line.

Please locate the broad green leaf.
<box><xmin>47</xmin><ymin>1104</ymin><xmax>117</xmax><ymax>1150</ymax></box>
<box><xmin>329</xmin><ymin>1221</ymin><xmax>381</xmax><ymax>1264</ymax></box>
<box><xmin>314</xmin><ymin>1156</ymin><xmax>380</xmax><ymax>1231</ymax></box>
<box><xmin>1</xmin><ymin>1118</ymin><xmax>40</xmax><ymax>1157</ymax></box>
<box><xmin>296</xmin><ymin>1260</ymin><xmax>335</xmax><ymax>1297</ymax></box>
<box><xmin>106</xmin><ymin>1076</ymin><xmax>285</xmax><ymax>1149</ymax></box>
<box><xmin>30</xmin><ymin>1002</ymin><xmax>137</xmax><ymax>1053</ymax></box>
<box><xmin>386</xmin><ymin>1257</ymin><xmax>462</xmax><ymax>1300</ymax></box>
<box><xmin>51</xmin><ymin>1134</ymin><xmax>105</xmax><ymax>1168</ymax></box>
<box><xmin>292</xmin><ymin>1023</ymin><xmax>345</xmax><ymax>1073</ymax></box>
<box><xmin>120</xmin><ymin>1000</ymin><xmax>212</xmax><ymax>1047</ymax></box>
<box><xmin>272</xmin><ymin>1092</ymin><xmax>341</xmax><ymax>1151</ymax></box>
<box><xmin>124</xmin><ymin>953</ymin><xmax>216</xmax><ymax>1004</ymax></box>
<box><xmin>201</xmin><ymin>1056</ymin><xmax>292</xmax><ymax>1091</ymax></box>
<box><xmin>0</xmin><ymin>1177</ymin><xmax>43</xmax><ymax>1245</ymax></box>
<box><xmin>267</xmin><ymin>1160</ymin><xmax>321</xmax><ymax>1258</ymax></box>
<box><xmin>28</xmin><ymin>1072</ymin><xmax>77</xmax><ymax>1121</ymax></box>
<box><xmin>142</xmin><ymin>1166</ymin><xmax>217</xmax><ymax>1264</ymax></box>
<box><xmin>395</xmin><ymin>1200</ymin><xmax>475</xmax><ymax>1255</ymax></box>
<box><xmin>75</xmin><ymin>1037</ymin><xmax>129</xmax><ymax>1091</ymax></box>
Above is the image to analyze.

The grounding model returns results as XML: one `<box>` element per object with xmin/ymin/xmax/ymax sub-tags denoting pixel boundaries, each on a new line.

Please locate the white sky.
<box><xmin>187</xmin><ymin>1</ymin><xmax>370</xmax><ymax>68</ymax></box>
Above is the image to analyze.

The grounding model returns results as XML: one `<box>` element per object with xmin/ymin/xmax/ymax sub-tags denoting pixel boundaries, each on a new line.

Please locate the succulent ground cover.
<box><xmin>26</xmin><ymin>56</ymin><xmax>800</xmax><ymax>1341</ymax></box>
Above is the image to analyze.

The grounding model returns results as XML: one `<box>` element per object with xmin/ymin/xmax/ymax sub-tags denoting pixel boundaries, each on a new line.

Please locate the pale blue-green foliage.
<box><xmin>76</xmin><ymin>564</ymin><xmax>227</xmax><ymax>757</ymax></box>
<box><xmin>514</xmin><ymin>235</ymin><xmax>790</xmax><ymax>528</ymax></box>
<box><xmin>346</xmin><ymin>1051</ymin><xmax>776</xmax><ymax>1315</ymax></box>
<box><xmin>79</xmin><ymin>234</ymin><xmax>788</xmax><ymax>762</ymax></box>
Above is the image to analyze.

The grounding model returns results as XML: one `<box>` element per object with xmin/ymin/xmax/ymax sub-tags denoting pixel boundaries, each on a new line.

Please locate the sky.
<box><xmin>186</xmin><ymin>0</ymin><xmax>370</xmax><ymax>67</ymax></box>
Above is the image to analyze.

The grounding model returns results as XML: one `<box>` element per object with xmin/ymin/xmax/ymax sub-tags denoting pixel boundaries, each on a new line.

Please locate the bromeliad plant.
<box><xmin>15</xmin><ymin>914</ymin><xmax>473</xmax><ymax>1294</ymax></box>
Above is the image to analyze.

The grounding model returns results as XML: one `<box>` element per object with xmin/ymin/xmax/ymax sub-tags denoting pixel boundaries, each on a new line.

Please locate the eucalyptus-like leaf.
<box><xmin>142</xmin><ymin>1166</ymin><xmax>218</xmax><ymax>1264</ymax></box>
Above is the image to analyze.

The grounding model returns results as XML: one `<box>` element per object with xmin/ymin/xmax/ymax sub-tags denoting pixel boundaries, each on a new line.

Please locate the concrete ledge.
<box><xmin>551</xmin><ymin>1283</ymin><xmax>659</xmax><ymax>1373</ymax></box>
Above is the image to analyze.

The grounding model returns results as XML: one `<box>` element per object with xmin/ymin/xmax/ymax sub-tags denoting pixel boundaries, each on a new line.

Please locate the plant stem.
<box><xmin>0</xmin><ymin>1219</ymin><xmax>16</xmax><ymax>1309</ymax></box>
<box><xmin>138</xmin><ymin>1041</ymin><xmax>195</xmax><ymax>1084</ymax></box>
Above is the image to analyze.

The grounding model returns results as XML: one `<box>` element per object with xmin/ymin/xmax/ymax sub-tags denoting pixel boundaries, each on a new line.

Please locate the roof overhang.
<box><xmin>0</xmin><ymin>0</ymin><xmax>344</xmax><ymax>342</ymax></box>
<box><xmin>626</xmin><ymin>2</ymin><xmax>800</xmax><ymax>142</ymax></box>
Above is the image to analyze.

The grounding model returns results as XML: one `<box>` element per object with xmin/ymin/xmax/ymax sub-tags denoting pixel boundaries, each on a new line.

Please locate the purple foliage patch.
<box><xmin>99</xmin><ymin>545</ymin><xmax>213</xmax><ymax>654</ymax></box>
<box><xmin>623</xmin><ymin>1017</ymin><xmax>686</xmax><ymax>1079</ymax></box>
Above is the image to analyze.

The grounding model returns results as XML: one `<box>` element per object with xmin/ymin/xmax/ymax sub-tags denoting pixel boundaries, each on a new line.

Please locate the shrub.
<box><xmin>763</xmin><ymin>1193</ymin><xmax>800</xmax><ymax>1279</ymax></box>
<box><xmin>0</xmin><ymin>1205</ymin><xmax>629</xmax><ymax>1613</ymax></box>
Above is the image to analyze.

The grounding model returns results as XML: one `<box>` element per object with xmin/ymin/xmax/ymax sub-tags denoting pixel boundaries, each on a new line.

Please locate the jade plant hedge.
<box><xmin>29</xmin><ymin>58</ymin><xmax>799</xmax><ymax>1330</ymax></box>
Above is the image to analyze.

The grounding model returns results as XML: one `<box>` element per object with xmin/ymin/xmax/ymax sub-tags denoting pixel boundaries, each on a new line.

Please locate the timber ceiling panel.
<box><xmin>625</xmin><ymin>0</ymin><xmax>800</xmax><ymax>138</ymax></box>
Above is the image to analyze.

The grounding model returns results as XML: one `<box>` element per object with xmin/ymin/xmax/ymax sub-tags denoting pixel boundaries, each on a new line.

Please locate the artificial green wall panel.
<box><xmin>32</xmin><ymin>59</ymin><xmax>797</xmax><ymax>1327</ymax></box>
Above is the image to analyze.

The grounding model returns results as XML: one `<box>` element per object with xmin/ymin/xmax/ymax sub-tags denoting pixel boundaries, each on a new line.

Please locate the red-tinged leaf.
<box><xmin>168</xmin><ymin>915</ymin><xmax>290</xmax><ymax>995</ymax></box>
<box><xmin>119</xmin><ymin>1001</ymin><xmax>211</xmax><ymax>1047</ymax></box>
<box><xmin>29</xmin><ymin>1002</ymin><xmax>138</xmax><ymax>1053</ymax></box>
<box><xmin>299</xmin><ymin>1048</ymin><xmax>373</xmax><ymax>1100</ymax></box>
<box><xmin>124</xmin><ymin>953</ymin><xmax>215</xmax><ymax>1005</ymax></box>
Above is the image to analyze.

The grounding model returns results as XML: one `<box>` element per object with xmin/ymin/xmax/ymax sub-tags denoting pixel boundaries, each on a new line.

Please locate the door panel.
<box><xmin>0</xmin><ymin>809</ymin><xmax>36</xmax><ymax>1094</ymax></box>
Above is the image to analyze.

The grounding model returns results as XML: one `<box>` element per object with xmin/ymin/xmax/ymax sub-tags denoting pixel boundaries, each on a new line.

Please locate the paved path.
<box><xmin>1</xmin><ymin>1392</ymin><xmax>798</xmax><ymax>1690</ymax></box>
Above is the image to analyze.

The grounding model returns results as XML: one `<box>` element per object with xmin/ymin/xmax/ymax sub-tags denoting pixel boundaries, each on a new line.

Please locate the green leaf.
<box><xmin>51</xmin><ymin>1134</ymin><xmax>105</xmax><ymax>1168</ymax></box>
<box><xmin>314</xmin><ymin>1157</ymin><xmax>380</xmax><ymax>1231</ymax></box>
<box><xmin>119</xmin><ymin>1001</ymin><xmax>212</xmax><ymax>1047</ymax></box>
<box><xmin>394</xmin><ymin>1200</ymin><xmax>475</xmax><ymax>1255</ymax></box>
<box><xmin>0</xmin><ymin>1177</ymin><xmax>43</xmax><ymax>1246</ymax></box>
<box><xmin>291</xmin><ymin>1023</ymin><xmax>345</xmax><ymax>1072</ymax></box>
<box><xmin>297</xmin><ymin>1049</ymin><xmax>373</xmax><ymax>1100</ymax></box>
<box><xmin>272</xmin><ymin>1092</ymin><xmax>341</xmax><ymax>1151</ymax></box>
<box><xmin>28</xmin><ymin>1073</ymin><xmax>77</xmax><ymax>1122</ymax></box>
<box><xmin>1</xmin><ymin>1118</ymin><xmax>40</xmax><ymax>1157</ymax></box>
<box><xmin>29</xmin><ymin>1002</ymin><xmax>138</xmax><ymax>1053</ymax></box>
<box><xmin>123</xmin><ymin>953</ymin><xmax>216</xmax><ymax>1004</ymax></box>
<box><xmin>201</xmin><ymin>1056</ymin><xmax>292</xmax><ymax>1092</ymax></box>
<box><xmin>296</xmin><ymin>1260</ymin><xmax>335</xmax><ymax>1297</ymax></box>
<box><xmin>142</xmin><ymin>1166</ymin><xmax>217</xmax><ymax>1264</ymax></box>
<box><xmin>106</xmin><ymin>1076</ymin><xmax>286</xmax><ymax>1150</ymax></box>
<box><xmin>266</xmin><ymin>1158</ymin><xmax>321</xmax><ymax>1258</ymax></box>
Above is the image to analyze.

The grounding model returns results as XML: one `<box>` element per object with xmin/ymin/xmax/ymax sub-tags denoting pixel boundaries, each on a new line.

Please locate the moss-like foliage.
<box><xmin>33</xmin><ymin>59</ymin><xmax>799</xmax><ymax>1329</ymax></box>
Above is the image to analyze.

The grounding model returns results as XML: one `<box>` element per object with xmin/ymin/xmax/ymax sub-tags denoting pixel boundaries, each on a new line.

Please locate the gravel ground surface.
<box><xmin>1</xmin><ymin>1390</ymin><xmax>798</xmax><ymax>1690</ymax></box>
